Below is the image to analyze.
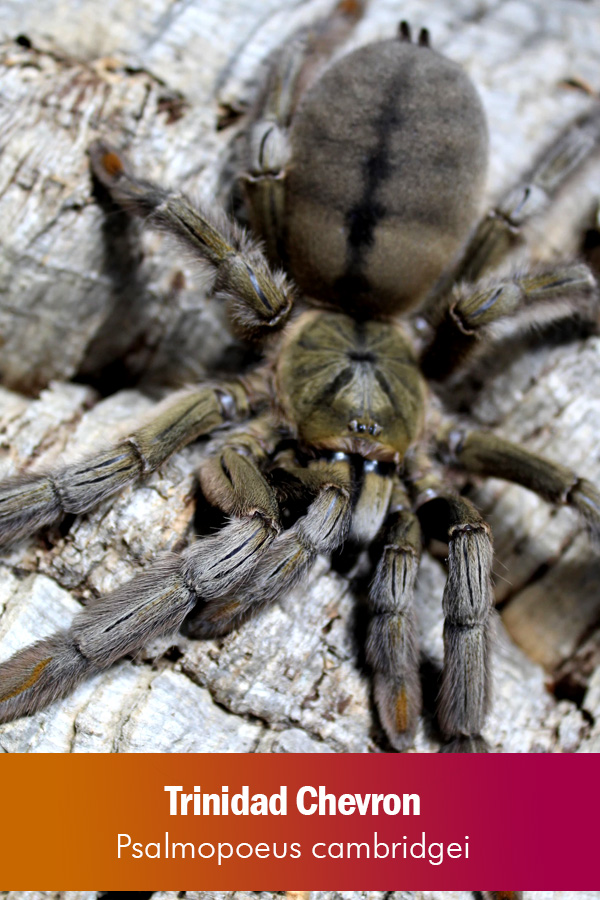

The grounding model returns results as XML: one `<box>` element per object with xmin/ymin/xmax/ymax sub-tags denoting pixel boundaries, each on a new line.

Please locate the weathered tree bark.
<box><xmin>0</xmin><ymin>0</ymin><xmax>599</xmax><ymax>756</ymax></box>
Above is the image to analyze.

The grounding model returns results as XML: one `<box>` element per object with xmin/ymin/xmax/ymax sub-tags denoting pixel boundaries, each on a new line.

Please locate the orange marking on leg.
<box><xmin>207</xmin><ymin>599</ymin><xmax>243</xmax><ymax>626</ymax></box>
<box><xmin>337</xmin><ymin>0</ymin><xmax>364</xmax><ymax>17</ymax></box>
<box><xmin>395</xmin><ymin>686</ymin><xmax>409</xmax><ymax>732</ymax></box>
<box><xmin>101</xmin><ymin>151</ymin><xmax>124</xmax><ymax>177</ymax></box>
<box><xmin>0</xmin><ymin>657</ymin><xmax>52</xmax><ymax>703</ymax></box>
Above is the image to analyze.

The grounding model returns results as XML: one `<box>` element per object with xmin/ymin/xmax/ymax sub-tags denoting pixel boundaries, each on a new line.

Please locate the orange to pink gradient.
<box><xmin>1</xmin><ymin>753</ymin><xmax>596</xmax><ymax>888</ymax></box>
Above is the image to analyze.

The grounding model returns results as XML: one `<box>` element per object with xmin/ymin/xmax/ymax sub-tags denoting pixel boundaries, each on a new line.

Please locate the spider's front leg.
<box><xmin>0</xmin><ymin>416</ymin><xmax>284</xmax><ymax>723</ymax></box>
<box><xmin>437</xmin><ymin>497</ymin><xmax>494</xmax><ymax>752</ymax></box>
<box><xmin>0</xmin><ymin>380</ymin><xmax>251</xmax><ymax>546</ymax></box>
<box><xmin>88</xmin><ymin>141</ymin><xmax>294</xmax><ymax>340</ymax></box>
<box><xmin>367</xmin><ymin>480</ymin><xmax>423</xmax><ymax>750</ymax></box>
<box><xmin>187</xmin><ymin>454</ymin><xmax>353</xmax><ymax>637</ymax></box>
<box><xmin>408</xmin><ymin>457</ymin><xmax>495</xmax><ymax>752</ymax></box>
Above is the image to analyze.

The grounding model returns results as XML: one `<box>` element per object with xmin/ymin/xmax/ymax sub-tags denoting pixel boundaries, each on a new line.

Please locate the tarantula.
<box><xmin>0</xmin><ymin>13</ymin><xmax>599</xmax><ymax>752</ymax></box>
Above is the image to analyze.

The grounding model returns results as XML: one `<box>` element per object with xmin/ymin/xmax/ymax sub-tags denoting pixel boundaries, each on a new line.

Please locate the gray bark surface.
<box><xmin>0</xmin><ymin>0</ymin><xmax>599</xmax><ymax>755</ymax></box>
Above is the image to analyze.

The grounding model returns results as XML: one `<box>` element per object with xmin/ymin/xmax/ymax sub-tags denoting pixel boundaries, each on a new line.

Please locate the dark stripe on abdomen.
<box><xmin>335</xmin><ymin>59</ymin><xmax>410</xmax><ymax>301</ymax></box>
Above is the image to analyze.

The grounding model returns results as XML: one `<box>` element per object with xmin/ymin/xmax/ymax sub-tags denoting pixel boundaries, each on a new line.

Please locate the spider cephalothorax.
<box><xmin>0</xmin><ymin>11</ymin><xmax>598</xmax><ymax>755</ymax></box>
<box><xmin>275</xmin><ymin>311</ymin><xmax>426</xmax><ymax>460</ymax></box>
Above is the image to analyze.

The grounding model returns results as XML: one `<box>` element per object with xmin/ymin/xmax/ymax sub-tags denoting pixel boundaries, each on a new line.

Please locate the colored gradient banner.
<box><xmin>1</xmin><ymin>753</ymin><xmax>597</xmax><ymax>888</ymax></box>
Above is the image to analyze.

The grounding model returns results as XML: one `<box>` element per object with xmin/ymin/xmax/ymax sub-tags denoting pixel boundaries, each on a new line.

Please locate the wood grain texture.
<box><xmin>0</xmin><ymin>0</ymin><xmax>599</xmax><ymax>755</ymax></box>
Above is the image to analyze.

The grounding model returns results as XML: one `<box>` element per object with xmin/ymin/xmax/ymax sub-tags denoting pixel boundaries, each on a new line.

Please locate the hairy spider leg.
<box><xmin>186</xmin><ymin>455</ymin><xmax>353</xmax><ymax>637</ymax></box>
<box><xmin>0</xmin><ymin>380</ymin><xmax>253</xmax><ymax>546</ymax></box>
<box><xmin>367</xmin><ymin>479</ymin><xmax>423</xmax><ymax>750</ymax></box>
<box><xmin>407</xmin><ymin>453</ymin><xmax>495</xmax><ymax>752</ymax></box>
<box><xmin>421</xmin><ymin>262</ymin><xmax>598</xmax><ymax>379</ymax></box>
<box><xmin>423</xmin><ymin>106</ymin><xmax>600</xmax><ymax>321</ymax></box>
<box><xmin>89</xmin><ymin>141</ymin><xmax>294</xmax><ymax>339</ymax></box>
<box><xmin>439</xmin><ymin>426</ymin><xmax>600</xmax><ymax>540</ymax></box>
<box><xmin>242</xmin><ymin>0</ymin><xmax>366</xmax><ymax>264</ymax></box>
<box><xmin>0</xmin><ymin>417</ymin><xmax>288</xmax><ymax>722</ymax></box>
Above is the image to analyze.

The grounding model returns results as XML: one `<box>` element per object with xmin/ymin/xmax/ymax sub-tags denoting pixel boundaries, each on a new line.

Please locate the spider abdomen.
<box><xmin>285</xmin><ymin>39</ymin><xmax>489</xmax><ymax>316</ymax></box>
<box><xmin>276</xmin><ymin>310</ymin><xmax>426</xmax><ymax>461</ymax></box>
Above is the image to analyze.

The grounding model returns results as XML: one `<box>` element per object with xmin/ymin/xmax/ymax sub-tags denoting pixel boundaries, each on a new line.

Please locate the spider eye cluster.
<box><xmin>348</xmin><ymin>420</ymin><xmax>381</xmax><ymax>437</ymax></box>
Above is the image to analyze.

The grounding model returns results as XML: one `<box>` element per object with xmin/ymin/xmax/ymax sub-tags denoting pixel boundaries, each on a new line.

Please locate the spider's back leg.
<box><xmin>439</xmin><ymin>425</ymin><xmax>600</xmax><ymax>539</ymax></box>
<box><xmin>421</xmin><ymin>261</ymin><xmax>598</xmax><ymax>380</ymax></box>
<box><xmin>422</xmin><ymin>106</ymin><xmax>600</xmax><ymax>324</ymax></box>
<box><xmin>240</xmin><ymin>0</ymin><xmax>366</xmax><ymax>263</ymax></box>
<box><xmin>420</xmin><ymin>106</ymin><xmax>600</xmax><ymax>380</ymax></box>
